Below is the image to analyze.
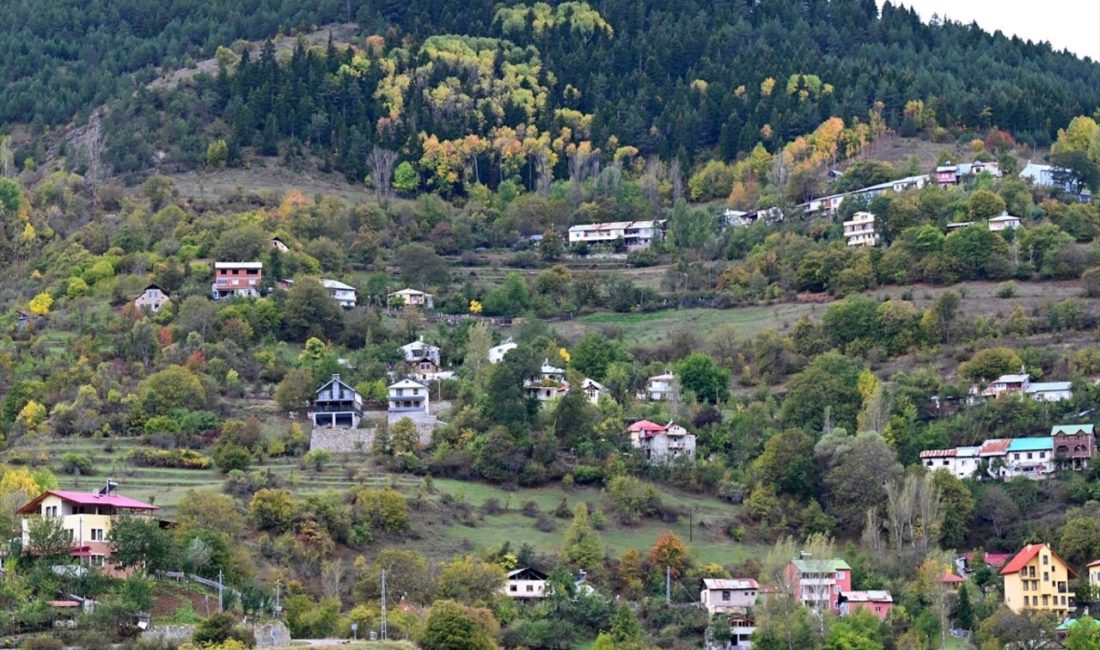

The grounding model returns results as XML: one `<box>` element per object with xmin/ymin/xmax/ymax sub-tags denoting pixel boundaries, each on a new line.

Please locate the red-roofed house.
<box><xmin>18</xmin><ymin>485</ymin><xmax>158</xmax><ymax>573</ymax></box>
<box><xmin>1001</xmin><ymin>543</ymin><xmax>1075</xmax><ymax>616</ymax></box>
<box><xmin>627</xmin><ymin>420</ymin><xmax>696</xmax><ymax>464</ymax></box>
<box><xmin>839</xmin><ymin>590</ymin><xmax>893</xmax><ymax>620</ymax></box>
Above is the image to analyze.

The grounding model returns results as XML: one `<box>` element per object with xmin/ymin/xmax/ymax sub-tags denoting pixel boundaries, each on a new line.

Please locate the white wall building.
<box><xmin>504</xmin><ymin>568</ymin><xmax>548</xmax><ymax>599</ymax></box>
<box><xmin>700</xmin><ymin>579</ymin><xmax>759</xmax><ymax>615</ymax></box>
<box><xmin>488</xmin><ymin>338</ymin><xmax>518</xmax><ymax>364</ymax></box>
<box><xmin>842</xmin><ymin>211</ymin><xmax>877</xmax><ymax>248</ymax></box>
<box><xmin>568</xmin><ymin>220</ymin><xmax>667</xmax><ymax>249</ymax></box>
<box><xmin>321</xmin><ymin>279</ymin><xmax>357</xmax><ymax>308</ymax></box>
<box><xmin>642</xmin><ymin>371</ymin><xmax>679</xmax><ymax>401</ymax></box>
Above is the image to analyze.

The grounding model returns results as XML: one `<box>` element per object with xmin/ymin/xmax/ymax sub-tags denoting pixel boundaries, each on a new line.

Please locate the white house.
<box><xmin>977</xmin><ymin>372</ymin><xmax>1072</xmax><ymax>402</ymax></box>
<box><xmin>134</xmin><ymin>285</ymin><xmax>171</xmax><ymax>313</ymax></box>
<box><xmin>271</xmin><ymin>237</ymin><xmax>290</xmax><ymax>253</ymax></box>
<box><xmin>627</xmin><ymin>420</ymin><xmax>696</xmax><ymax>464</ymax></box>
<box><xmin>389</xmin><ymin>288</ymin><xmax>434</xmax><ymax>309</ymax></box>
<box><xmin>321</xmin><ymin>279</ymin><xmax>357</xmax><ymax>308</ymax></box>
<box><xmin>1019</xmin><ymin>161</ymin><xmax>1077</xmax><ymax>192</ymax></box>
<box><xmin>1004</xmin><ymin>437</ymin><xmax>1054</xmax><ymax>479</ymax></box>
<box><xmin>567</xmin><ymin>220</ymin><xmax>667</xmax><ymax>249</ymax></box>
<box><xmin>388</xmin><ymin>379</ymin><xmax>430</xmax><ymax>415</ymax></box>
<box><xmin>578</xmin><ymin>377</ymin><xmax>607</xmax><ymax>405</ymax></box>
<box><xmin>700</xmin><ymin>579</ymin><xmax>759</xmax><ymax>615</ymax></box>
<box><xmin>801</xmin><ymin>174</ymin><xmax>929</xmax><ymax>217</ymax></box>
<box><xmin>522</xmin><ymin>359</ymin><xmax>606</xmax><ymax>405</ymax></box>
<box><xmin>987</xmin><ymin>212</ymin><xmax>1021</xmax><ymax>232</ymax></box>
<box><xmin>488</xmin><ymin>338</ymin><xmax>518</xmax><ymax>364</ymax></box>
<box><xmin>400</xmin><ymin>338</ymin><xmax>441</xmax><ymax>365</ymax></box>
<box><xmin>504</xmin><ymin>567</ymin><xmax>548</xmax><ymax>599</ymax></box>
<box><xmin>842</xmin><ymin>211</ymin><xmax>877</xmax><ymax>248</ymax></box>
<box><xmin>919</xmin><ymin>445</ymin><xmax>981</xmax><ymax>480</ymax></box>
<box><xmin>642</xmin><ymin>371</ymin><xmax>679</xmax><ymax>401</ymax></box>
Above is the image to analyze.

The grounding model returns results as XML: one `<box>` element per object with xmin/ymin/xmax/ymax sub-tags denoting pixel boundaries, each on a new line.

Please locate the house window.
<box><xmin>509</xmin><ymin>585</ymin><xmax>517</xmax><ymax>592</ymax></box>
<box><xmin>1042</xmin><ymin>595</ymin><xmax>1049</xmax><ymax>606</ymax></box>
<box><xmin>90</xmin><ymin>555</ymin><xmax>105</xmax><ymax>567</ymax></box>
<box><xmin>1024</xmin><ymin>596</ymin><xmax>1030</xmax><ymax>607</ymax></box>
<box><xmin>1043</xmin><ymin>572</ymin><xmax>1049</xmax><ymax>582</ymax></box>
<box><xmin>722</xmin><ymin>591</ymin><xmax>731</xmax><ymax>601</ymax></box>
<box><xmin>90</xmin><ymin>529</ymin><xmax>104</xmax><ymax>541</ymax></box>
<box><xmin>526</xmin><ymin>585</ymin><xmax>534</xmax><ymax>592</ymax></box>
<box><xmin>1043</xmin><ymin>555</ymin><xmax>1049</xmax><ymax>565</ymax></box>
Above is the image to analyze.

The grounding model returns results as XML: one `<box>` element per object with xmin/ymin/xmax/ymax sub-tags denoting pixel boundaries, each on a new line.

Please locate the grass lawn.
<box><xmin>553</xmin><ymin>303</ymin><xmax>819</xmax><ymax>346</ymax></box>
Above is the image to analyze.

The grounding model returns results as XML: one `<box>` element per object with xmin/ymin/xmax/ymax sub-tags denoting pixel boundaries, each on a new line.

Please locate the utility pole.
<box><xmin>380</xmin><ymin>569</ymin><xmax>388</xmax><ymax>640</ymax></box>
<box><xmin>688</xmin><ymin>507</ymin><xmax>693</xmax><ymax>543</ymax></box>
<box><xmin>665</xmin><ymin>566</ymin><xmax>671</xmax><ymax>606</ymax></box>
<box><xmin>274</xmin><ymin>581</ymin><xmax>282</xmax><ymax>616</ymax></box>
<box><xmin>218</xmin><ymin>570</ymin><xmax>224</xmax><ymax>613</ymax></box>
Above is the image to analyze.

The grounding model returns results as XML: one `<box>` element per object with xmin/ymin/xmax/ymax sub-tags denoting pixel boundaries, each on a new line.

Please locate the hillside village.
<box><xmin>3</xmin><ymin>2</ymin><xmax>1100</xmax><ymax>650</ymax></box>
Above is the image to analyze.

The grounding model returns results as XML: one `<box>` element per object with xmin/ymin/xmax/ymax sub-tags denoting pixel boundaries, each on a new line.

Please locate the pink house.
<box><xmin>840</xmin><ymin>590</ymin><xmax>893</xmax><ymax>620</ymax></box>
<box><xmin>785</xmin><ymin>558</ymin><xmax>851</xmax><ymax>614</ymax></box>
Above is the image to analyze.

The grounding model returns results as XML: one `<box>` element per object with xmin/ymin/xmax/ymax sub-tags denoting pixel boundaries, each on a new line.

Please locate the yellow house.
<box><xmin>18</xmin><ymin>488</ymin><xmax>158</xmax><ymax>572</ymax></box>
<box><xmin>1088</xmin><ymin>559</ymin><xmax>1100</xmax><ymax>588</ymax></box>
<box><xmin>1001</xmin><ymin>543</ymin><xmax>1075</xmax><ymax>617</ymax></box>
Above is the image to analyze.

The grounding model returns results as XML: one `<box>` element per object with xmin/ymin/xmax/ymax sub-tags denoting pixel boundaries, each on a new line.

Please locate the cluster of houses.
<box><xmin>970</xmin><ymin>370</ymin><xmax>1073</xmax><ymax>403</ymax></box>
<box><xmin>566</xmin><ymin>220</ymin><xmax>667</xmax><ymax>250</ymax></box>
<box><xmin>920</xmin><ymin>424</ymin><xmax>1094</xmax><ymax>480</ymax></box>
<box><xmin>840</xmin><ymin>208</ymin><xmax>1023</xmax><ymax>249</ymax></box>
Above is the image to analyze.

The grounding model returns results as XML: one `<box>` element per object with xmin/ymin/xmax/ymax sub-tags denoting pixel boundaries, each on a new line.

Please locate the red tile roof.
<box><xmin>979</xmin><ymin>438</ymin><xmax>1012</xmax><ymax>456</ymax></box>
<box><xmin>920</xmin><ymin>449</ymin><xmax>957</xmax><ymax>458</ymax></box>
<box><xmin>628</xmin><ymin>419</ymin><xmax>668</xmax><ymax>435</ymax></box>
<box><xmin>1000</xmin><ymin>544</ymin><xmax>1076</xmax><ymax>578</ymax></box>
<box><xmin>17</xmin><ymin>490</ymin><xmax>158</xmax><ymax>515</ymax></box>
<box><xmin>940</xmin><ymin>573</ymin><xmax>964</xmax><ymax>584</ymax></box>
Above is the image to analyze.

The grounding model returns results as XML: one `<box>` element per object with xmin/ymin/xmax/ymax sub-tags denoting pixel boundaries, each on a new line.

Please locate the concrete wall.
<box><xmin>309</xmin><ymin>427</ymin><xmax>376</xmax><ymax>454</ymax></box>
<box><xmin>144</xmin><ymin>621</ymin><xmax>292</xmax><ymax>648</ymax></box>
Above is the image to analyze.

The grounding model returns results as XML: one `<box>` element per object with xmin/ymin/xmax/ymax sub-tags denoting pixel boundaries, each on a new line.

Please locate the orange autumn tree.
<box><xmin>649</xmin><ymin>531</ymin><xmax>689</xmax><ymax>578</ymax></box>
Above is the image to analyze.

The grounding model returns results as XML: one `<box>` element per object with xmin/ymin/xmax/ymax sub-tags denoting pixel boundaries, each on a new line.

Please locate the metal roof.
<box><xmin>919</xmin><ymin>448</ymin><xmax>957</xmax><ymax>458</ymax></box>
<box><xmin>1008</xmin><ymin>437</ymin><xmax>1053</xmax><ymax>453</ymax></box>
<box><xmin>979</xmin><ymin>438</ymin><xmax>1012</xmax><ymax>456</ymax></box>
<box><xmin>701</xmin><ymin>578</ymin><xmax>759</xmax><ymax>590</ymax></box>
<box><xmin>1051</xmin><ymin>424</ymin><xmax>1095</xmax><ymax>436</ymax></box>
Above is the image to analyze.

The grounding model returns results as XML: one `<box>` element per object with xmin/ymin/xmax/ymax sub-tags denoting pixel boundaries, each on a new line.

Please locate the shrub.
<box><xmin>1083</xmin><ymin>266</ymin><xmax>1100</xmax><ymax>297</ymax></box>
<box><xmin>520</xmin><ymin>501</ymin><xmax>540</xmax><ymax>517</ymax></box>
<box><xmin>535</xmin><ymin>513</ymin><xmax>556</xmax><ymax>532</ymax></box>
<box><xmin>214</xmin><ymin>444</ymin><xmax>252</xmax><ymax>473</ymax></box>
<box><xmin>60</xmin><ymin>452</ymin><xmax>94</xmax><ymax>475</ymax></box>
<box><xmin>20</xmin><ymin>636</ymin><xmax>63</xmax><ymax>650</ymax></box>
<box><xmin>995</xmin><ymin>281</ymin><xmax>1018</xmax><ymax>298</ymax></box>
<box><xmin>127</xmin><ymin>447</ymin><xmax>211</xmax><ymax>469</ymax></box>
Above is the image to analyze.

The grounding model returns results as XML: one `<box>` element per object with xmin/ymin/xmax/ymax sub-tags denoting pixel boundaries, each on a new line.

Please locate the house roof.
<box><xmin>389</xmin><ymin>288</ymin><xmax>431</xmax><ymax>297</ymax></box>
<box><xmin>961</xmin><ymin>552</ymin><xmax>1012</xmax><ymax>568</ymax></box>
<box><xmin>1051</xmin><ymin>424</ymin><xmax>1095</xmax><ymax>436</ymax></box>
<box><xmin>17</xmin><ymin>490</ymin><xmax>158</xmax><ymax>515</ymax></box>
<box><xmin>580</xmin><ymin>377</ymin><xmax>606</xmax><ymax>391</ymax></box>
<box><xmin>648</xmin><ymin>372</ymin><xmax>675</xmax><ymax>382</ymax></box>
<box><xmin>791</xmin><ymin>558</ymin><xmax>850</xmax><ymax>573</ymax></box>
<box><xmin>628</xmin><ymin>419</ymin><xmax>667</xmax><ymax>434</ymax></box>
<box><xmin>1008</xmin><ymin>437</ymin><xmax>1053</xmax><ymax>453</ymax></box>
<box><xmin>1087</xmin><ymin>559</ymin><xmax>1100</xmax><ymax>568</ymax></box>
<box><xmin>389</xmin><ymin>379</ymin><xmax>428</xmax><ymax>390</ymax></box>
<box><xmin>316</xmin><ymin>374</ymin><xmax>357</xmax><ymax>396</ymax></box>
<box><xmin>1001</xmin><ymin>544</ymin><xmax>1076</xmax><ymax>578</ymax></box>
<box><xmin>321</xmin><ymin>279</ymin><xmax>356</xmax><ymax>291</ymax></box>
<box><xmin>507</xmin><ymin>567</ymin><xmax>548</xmax><ymax>581</ymax></box>
<box><xmin>701</xmin><ymin>578</ymin><xmax>759</xmax><ymax>590</ymax></box>
<box><xmin>988</xmin><ymin>214</ymin><xmax>1020</xmax><ymax>223</ymax></box>
<box><xmin>841</xmin><ymin>590</ymin><xmax>892</xmax><ymax>603</ymax></box>
<box><xmin>940</xmin><ymin>573</ymin><xmax>964</xmax><ymax>584</ymax></box>
<box><xmin>979</xmin><ymin>438</ymin><xmax>1012</xmax><ymax>456</ymax></box>
<box><xmin>956</xmin><ymin>446</ymin><xmax>980</xmax><ymax>457</ymax></box>
<box><xmin>919</xmin><ymin>448</ymin><xmax>957</xmax><ymax>458</ymax></box>
<box><xmin>1028</xmin><ymin>381</ymin><xmax>1072</xmax><ymax>393</ymax></box>
<box><xmin>215</xmin><ymin>262</ymin><xmax>262</xmax><ymax>269</ymax></box>
<box><xmin>140</xmin><ymin>284</ymin><xmax>168</xmax><ymax>295</ymax></box>
<box><xmin>993</xmin><ymin>373</ymin><xmax>1029</xmax><ymax>384</ymax></box>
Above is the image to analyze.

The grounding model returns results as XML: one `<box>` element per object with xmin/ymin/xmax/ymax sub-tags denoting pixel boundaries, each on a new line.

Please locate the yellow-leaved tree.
<box><xmin>27</xmin><ymin>292</ymin><xmax>52</xmax><ymax>316</ymax></box>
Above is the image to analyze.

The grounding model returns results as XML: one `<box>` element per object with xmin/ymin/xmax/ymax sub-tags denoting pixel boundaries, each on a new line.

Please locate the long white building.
<box><xmin>568</xmin><ymin>220</ymin><xmax>667</xmax><ymax>249</ymax></box>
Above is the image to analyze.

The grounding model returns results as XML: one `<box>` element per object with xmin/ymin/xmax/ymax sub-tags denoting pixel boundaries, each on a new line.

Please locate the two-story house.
<box><xmin>504</xmin><ymin>567</ymin><xmax>549</xmax><ymax>600</ymax></box>
<box><xmin>567</xmin><ymin>220</ymin><xmax>667</xmax><ymax>250</ymax></box>
<box><xmin>134</xmin><ymin>285</ymin><xmax>171</xmax><ymax>313</ymax></box>
<box><xmin>987</xmin><ymin>212</ymin><xmax>1022</xmax><ymax>232</ymax></box>
<box><xmin>1087</xmin><ymin>559</ymin><xmax>1100</xmax><ymax>590</ymax></box>
<box><xmin>400</xmin><ymin>338</ymin><xmax>441</xmax><ymax>365</ymax></box>
<box><xmin>642</xmin><ymin>371</ymin><xmax>679</xmax><ymax>401</ymax></box>
<box><xmin>212</xmin><ymin>262</ymin><xmax>263</xmax><ymax>300</ymax></box>
<box><xmin>388</xmin><ymin>288</ymin><xmax>434</xmax><ymax>309</ymax></box>
<box><xmin>1004</xmin><ymin>437</ymin><xmax>1054</xmax><ymax>478</ymax></box>
<box><xmin>628</xmin><ymin>420</ymin><xmax>696</xmax><ymax>464</ymax></box>
<box><xmin>842</xmin><ymin>212</ymin><xmax>877</xmax><ymax>248</ymax></box>
<box><xmin>1051</xmin><ymin>424</ymin><xmax>1095</xmax><ymax>471</ymax></box>
<box><xmin>321</xmin><ymin>279</ymin><xmax>357</xmax><ymax>308</ymax></box>
<box><xmin>388</xmin><ymin>379</ymin><xmax>430</xmax><ymax>415</ymax></box>
<box><xmin>839</xmin><ymin>591</ymin><xmax>893</xmax><ymax>620</ymax></box>
<box><xmin>18</xmin><ymin>484</ymin><xmax>158</xmax><ymax>573</ymax></box>
<box><xmin>310</xmin><ymin>374</ymin><xmax>363</xmax><ymax>429</ymax></box>
<box><xmin>700</xmin><ymin>579</ymin><xmax>759</xmax><ymax>615</ymax></box>
<box><xmin>1001</xmin><ymin>543</ymin><xmax>1075</xmax><ymax>617</ymax></box>
<box><xmin>785</xmin><ymin>558</ymin><xmax>851</xmax><ymax>615</ymax></box>
<box><xmin>524</xmin><ymin>358</ymin><xmax>568</xmax><ymax>403</ymax></box>
<box><xmin>919</xmin><ymin>446</ymin><xmax>980</xmax><ymax>480</ymax></box>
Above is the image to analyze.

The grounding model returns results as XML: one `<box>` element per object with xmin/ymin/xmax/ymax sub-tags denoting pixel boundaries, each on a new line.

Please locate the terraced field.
<box><xmin>8</xmin><ymin>438</ymin><xmax>764</xmax><ymax>566</ymax></box>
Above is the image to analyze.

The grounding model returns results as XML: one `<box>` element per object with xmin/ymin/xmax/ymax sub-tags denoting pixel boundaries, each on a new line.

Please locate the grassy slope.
<box><xmin>13</xmin><ymin>437</ymin><xmax>761</xmax><ymax>566</ymax></box>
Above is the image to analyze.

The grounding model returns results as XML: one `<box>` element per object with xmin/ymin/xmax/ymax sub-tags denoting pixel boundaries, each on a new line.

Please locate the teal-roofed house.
<box><xmin>1006</xmin><ymin>437</ymin><xmax>1053</xmax><ymax>478</ymax></box>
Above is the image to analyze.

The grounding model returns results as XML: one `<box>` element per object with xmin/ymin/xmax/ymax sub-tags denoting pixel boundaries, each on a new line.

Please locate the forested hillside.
<box><xmin>6</xmin><ymin>0</ymin><xmax>1100</xmax><ymax>182</ymax></box>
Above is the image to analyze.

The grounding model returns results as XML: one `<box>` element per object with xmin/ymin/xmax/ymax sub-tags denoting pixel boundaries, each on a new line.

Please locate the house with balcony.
<box><xmin>1052</xmin><ymin>424</ymin><xmax>1095</xmax><ymax>470</ymax></box>
<box><xmin>388</xmin><ymin>379</ymin><xmax>430</xmax><ymax>415</ymax></box>
<box><xmin>842</xmin><ymin>211</ymin><xmax>877</xmax><ymax>248</ymax></box>
<box><xmin>839</xmin><ymin>591</ymin><xmax>893</xmax><ymax>620</ymax></box>
<box><xmin>700</xmin><ymin>579</ymin><xmax>759</xmax><ymax>615</ymax></box>
<box><xmin>18</xmin><ymin>484</ymin><xmax>158</xmax><ymax>573</ymax></box>
<box><xmin>785</xmin><ymin>557</ymin><xmax>851</xmax><ymax>615</ymax></box>
<box><xmin>134</xmin><ymin>284</ymin><xmax>171</xmax><ymax>313</ymax></box>
<box><xmin>1004</xmin><ymin>437</ymin><xmax>1054</xmax><ymax>478</ymax></box>
<box><xmin>1001</xmin><ymin>543</ymin><xmax>1075</xmax><ymax>617</ymax></box>
<box><xmin>567</xmin><ymin>220</ymin><xmax>667</xmax><ymax>250</ymax></box>
<box><xmin>212</xmin><ymin>262</ymin><xmax>262</xmax><ymax>300</ymax></box>
<box><xmin>401</xmin><ymin>338</ymin><xmax>441</xmax><ymax>365</ymax></box>
<box><xmin>321</xmin><ymin>279</ymin><xmax>357</xmax><ymax>308</ymax></box>
<box><xmin>641</xmin><ymin>371</ymin><xmax>679</xmax><ymax>401</ymax></box>
<box><xmin>628</xmin><ymin>420</ymin><xmax>696</xmax><ymax>464</ymax></box>
<box><xmin>388</xmin><ymin>288</ymin><xmax>434</xmax><ymax>309</ymax></box>
<box><xmin>524</xmin><ymin>358</ymin><xmax>568</xmax><ymax>403</ymax></box>
<box><xmin>504</xmin><ymin>567</ymin><xmax>548</xmax><ymax>600</ymax></box>
<box><xmin>976</xmin><ymin>371</ymin><xmax>1073</xmax><ymax>403</ymax></box>
<box><xmin>310</xmin><ymin>374</ymin><xmax>363</xmax><ymax>429</ymax></box>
